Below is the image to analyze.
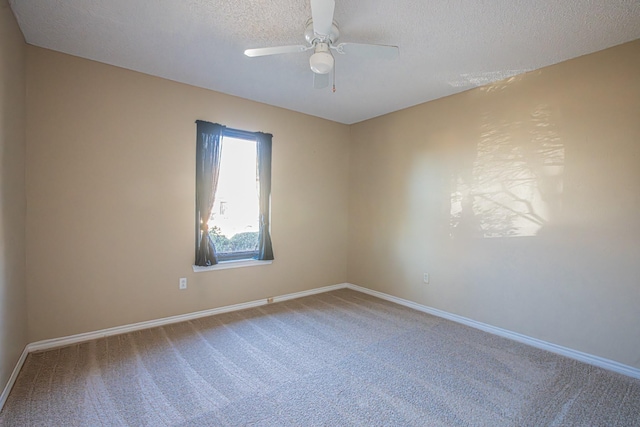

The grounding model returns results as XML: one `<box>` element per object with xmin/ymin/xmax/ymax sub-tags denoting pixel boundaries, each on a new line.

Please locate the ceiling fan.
<box><xmin>244</xmin><ymin>0</ymin><xmax>399</xmax><ymax>91</ymax></box>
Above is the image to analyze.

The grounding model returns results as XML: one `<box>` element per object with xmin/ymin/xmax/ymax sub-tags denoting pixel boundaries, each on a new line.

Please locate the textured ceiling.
<box><xmin>9</xmin><ymin>0</ymin><xmax>640</xmax><ymax>124</ymax></box>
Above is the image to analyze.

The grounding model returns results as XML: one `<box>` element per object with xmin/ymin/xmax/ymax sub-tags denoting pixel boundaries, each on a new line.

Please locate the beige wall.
<box><xmin>25</xmin><ymin>47</ymin><xmax>350</xmax><ymax>342</ymax></box>
<box><xmin>0</xmin><ymin>0</ymin><xmax>27</xmax><ymax>391</ymax></box>
<box><xmin>18</xmin><ymin>31</ymin><xmax>640</xmax><ymax>371</ymax></box>
<box><xmin>348</xmin><ymin>40</ymin><xmax>640</xmax><ymax>368</ymax></box>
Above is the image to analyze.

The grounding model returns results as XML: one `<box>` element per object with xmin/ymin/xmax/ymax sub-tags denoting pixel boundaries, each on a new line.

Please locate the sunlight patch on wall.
<box><xmin>450</xmin><ymin>105</ymin><xmax>564</xmax><ymax>238</ymax></box>
<box><xmin>449</xmin><ymin>70</ymin><xmax>532</xmax><ymax>89</ymax></box>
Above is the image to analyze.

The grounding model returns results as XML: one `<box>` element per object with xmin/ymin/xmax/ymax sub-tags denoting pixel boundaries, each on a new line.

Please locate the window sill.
<box><xmin>192</xmin><ymin>259</ymin><xmax>272</xmax><ymax>272</ymax></box>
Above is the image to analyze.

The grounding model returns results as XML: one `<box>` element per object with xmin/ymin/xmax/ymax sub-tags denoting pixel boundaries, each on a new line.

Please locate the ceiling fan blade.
<box><xmin>334</xmin><ymin>43</ymin><xmax>399</xmax><ymax>59</ymax></box>
<box><xmin>313</xmin><ymin>72</ymin><xmax>329</xmax><ymax>89</ymax></box>
<box><xmin>310</xmin><ymin>0</ymin><xmax>335</xmax><ymax>36</ymax></box>
<box><xmin>244</xmin><ymin>45</ymin><xmax>311</xmax><ymax>57</ymax></box>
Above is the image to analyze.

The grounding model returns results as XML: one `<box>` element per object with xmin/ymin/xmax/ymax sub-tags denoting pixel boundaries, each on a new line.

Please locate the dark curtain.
<box><xmin>195</xmin><ymin>121</ymin><xmax>224</xmax><ymax>266</ymax></box>
<box><xmin>256</xmin><ymin>132</ymin><xmax>274</xmax><ymax>260</ymax></box>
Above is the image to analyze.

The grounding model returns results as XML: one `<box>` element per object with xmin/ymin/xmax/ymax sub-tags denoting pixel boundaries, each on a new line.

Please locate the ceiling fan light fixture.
<box><xmin>309</xmin><ymin>43</ymin><xmax>333</xmax><ymax>74</ymax></box>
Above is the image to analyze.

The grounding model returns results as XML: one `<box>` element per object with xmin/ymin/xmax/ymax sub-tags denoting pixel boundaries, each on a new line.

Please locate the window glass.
<box><xmin>209</xmin><ymin>136</ymin><xmax>260</xmax><ymax>261</ymax></box>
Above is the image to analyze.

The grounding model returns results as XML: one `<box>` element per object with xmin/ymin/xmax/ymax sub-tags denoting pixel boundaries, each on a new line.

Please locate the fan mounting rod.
<box><xmin>305</xmin><ymin>18</ymin><xmax>340</xmax><ymax>45</ymax></box>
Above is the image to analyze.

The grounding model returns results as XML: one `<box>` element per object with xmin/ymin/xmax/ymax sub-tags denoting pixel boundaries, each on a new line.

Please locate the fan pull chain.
<box><xmin>332</xmin><ymin>55</ymin><xmax>336</xmax><ymax>92</ymax></box>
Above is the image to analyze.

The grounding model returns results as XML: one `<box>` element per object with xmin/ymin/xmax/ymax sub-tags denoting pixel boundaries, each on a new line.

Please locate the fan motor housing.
<box><xmin>305</xmin><ymin>19</ymin><xmax>339</xmax><ymax>45</ymax></box>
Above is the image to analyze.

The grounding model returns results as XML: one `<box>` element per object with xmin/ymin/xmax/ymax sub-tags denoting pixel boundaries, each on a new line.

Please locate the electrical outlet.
<box><xmin>267</xmin><ymin>297</ymin><xmax>274</xmax><ymax>304</ymax></box>
<box><xmin>423</xmin><ymin>273</ymin><xmax>430</xmax><ymax>284</ymax></box>
<box><xmin>179</xmin><ymin>277</ymin><xmax>187</xmax><ymax>290</ymax></box>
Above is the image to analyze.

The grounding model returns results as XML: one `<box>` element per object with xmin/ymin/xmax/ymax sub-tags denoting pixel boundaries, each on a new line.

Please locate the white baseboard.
<box><xmin>0</xmin><ymin>346</ymin><xmax>29</xmax><ymax>412</ymax></box>
<box><xmin>27</xmin><ymin>283</ymin><xmax>348</xmax><ymax>353</ymax></box>
<box><xmin>4</xmin><ymin>280</ymin><xmax>639</xmax><ymax>414</ymax></box>
<box><xmin>345</xmin><ymin>283</ymin><xmax>640</xmax><ymax>380</ymax></box>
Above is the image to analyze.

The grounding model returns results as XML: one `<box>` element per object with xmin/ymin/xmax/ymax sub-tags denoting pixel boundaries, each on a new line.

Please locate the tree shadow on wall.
<box><xmin>450</xmin><ymin>104</ymin><xmax>565</xmax><ymax>239</ymax></box>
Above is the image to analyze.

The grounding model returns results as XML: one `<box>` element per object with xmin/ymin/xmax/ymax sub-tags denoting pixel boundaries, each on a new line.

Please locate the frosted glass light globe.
<box><xmin>310</xmin><ymin>51</ymin><xmax>334</xmax><ymax>74</ymax></box>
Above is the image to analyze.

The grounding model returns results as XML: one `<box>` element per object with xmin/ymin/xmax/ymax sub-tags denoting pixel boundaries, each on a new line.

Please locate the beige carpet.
<box><xmin>1</xmin><ymin>289</ymin><xmax>639</xmax><ymax>426</ymax></box>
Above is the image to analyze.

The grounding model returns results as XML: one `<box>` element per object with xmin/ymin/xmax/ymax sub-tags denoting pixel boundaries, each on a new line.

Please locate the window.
<box><xmin>209</xmin><ymin>136</ymin><xmax>259</xmax><ymax>261</ymax></box>
<box><xmin>195</xmin><ymin>121</ymin><xmax>274</xmax><ymax>266</ymax></box>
